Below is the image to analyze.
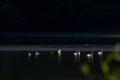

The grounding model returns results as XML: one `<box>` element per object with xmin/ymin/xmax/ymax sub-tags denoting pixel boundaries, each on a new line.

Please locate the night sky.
<box><xmin>0</xmin><ymin>0</ymin><xmax>120</xmax><ymax>32</ymax></box>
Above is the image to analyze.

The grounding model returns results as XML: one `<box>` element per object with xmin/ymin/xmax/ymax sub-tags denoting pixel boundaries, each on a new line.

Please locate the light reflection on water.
<box><xmin>0</xmin><ymin>51</ymin><xmax>110</xmax><ymax>80</ymax></box>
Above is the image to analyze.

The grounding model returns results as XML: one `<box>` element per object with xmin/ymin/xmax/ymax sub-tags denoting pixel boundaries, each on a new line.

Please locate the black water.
<box><xmin>0</xmin><ymin>51</ymin><xmax>110</xmax><ymax>80</ymax></box>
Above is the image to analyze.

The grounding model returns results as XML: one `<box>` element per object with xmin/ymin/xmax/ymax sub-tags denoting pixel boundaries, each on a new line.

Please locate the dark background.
<box><xmin>0</xmin><ymin>1</ymin><xmax>120</xmax><ymax>80</ymax></box>
<box><xmin>0</xmin><ymin>0</ymin><xmax>120</xmax><ymax>33</ymax></box>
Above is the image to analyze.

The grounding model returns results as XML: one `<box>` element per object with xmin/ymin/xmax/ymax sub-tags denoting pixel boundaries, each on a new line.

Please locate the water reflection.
<box><xmin>86</xmin><ymin>51</ymin><xmax>94</xmax><ymax>64</ymax></box>
<box><xmin>35</xmin><ymin>51</ymin><xmax>40</xmax><ymax>62</ymax></box>
<box><xmin>58</xmin><ymin>49</ymin><xmax>62</xmax><ymax>63</ymax></box>
<box><xmin>74</xmin><ymin>52</ymin><xmax>77</xmax><ymax>63</ymax></box>
<box><xmin>78</xmin><ymin>50</ymin><xmax>81</xmax><ymax>63</ymax></box>
<box><xmin>28</xmin><ymin>52</ymin><xmax>32</xmax><ymax>61</ymax></box>
<box><xmin>26</xmin><ymin>50</ymin><xmax>104</xmax><ymax>64</ymax></box>
<box><xmin>98</xmin><ymin>50</ymin><xmax>103</xmax><ymax>64</ymax></box>
<box><xmin>0</xmin><ymin>51</ymin><xmax>109</xmax><ymax>80</ymax></box>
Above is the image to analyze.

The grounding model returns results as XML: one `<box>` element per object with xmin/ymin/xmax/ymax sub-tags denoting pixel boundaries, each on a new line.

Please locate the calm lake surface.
<box><xmin>0</xmin><ymin>51</ymin><xmax>110</xmax><ymax>80</ymax></box>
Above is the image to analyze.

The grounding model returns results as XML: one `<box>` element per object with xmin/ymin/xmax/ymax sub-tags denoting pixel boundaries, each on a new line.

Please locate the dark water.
<box><xmin>0</xmin><ymin>51</ymin><xmax>110</xmax><ymax>80</ymax></box>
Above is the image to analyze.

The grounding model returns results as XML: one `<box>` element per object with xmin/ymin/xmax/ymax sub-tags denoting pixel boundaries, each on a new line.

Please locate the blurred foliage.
<box><xmin>80</xmin><ymin>63</ymin><xmax>90</xmax><ymax>76</ymax></box>
<box><xmin>101</xmin><ymin>62</ymin><xmax>109</xmax><ymax>75</ymax></box>
<box><xmin>80</xmin><ymin>43</ymin><xmax>120</xmax><ymax>80</ymax></box>
<box><xmin>112</xmin><ymin>43</ymin><xmax>120</xmax><ymax>61</ymax></box>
